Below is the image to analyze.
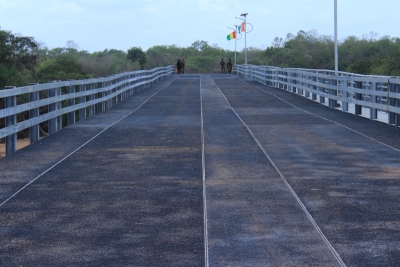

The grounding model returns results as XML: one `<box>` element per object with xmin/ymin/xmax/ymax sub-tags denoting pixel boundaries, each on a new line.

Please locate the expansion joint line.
<box><xmin>0</xmin><ymin>79</ymin><xmax>177</xmax><ymax>208</ymax></box>
<box><xmin>210</xmin><ymin>78</ymin><xmax>347</xmax><ymax>267</ymax></box>
<box><xmin>200</xmin><ymin>77</ymin><xmax>209</xmax><ymax>267</ymax></box>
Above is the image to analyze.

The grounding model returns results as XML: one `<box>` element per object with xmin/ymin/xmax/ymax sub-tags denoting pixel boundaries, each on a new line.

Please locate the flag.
<box><xmin>227</xmin><ymin>31</ymin><xmax>236</xmax><ymax>41</ymax></box>
<box><xmin>240</xmin><ymin>22</ymin><xmax>246</xmax><ymax>33</ymax></box>
<box><xmin>238</xmin><ymin>22</ymin><xmax>246</xmax><ymax>34</ymax></box>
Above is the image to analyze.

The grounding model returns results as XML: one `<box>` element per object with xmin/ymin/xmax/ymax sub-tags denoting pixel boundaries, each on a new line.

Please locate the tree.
<box><xmin>0</xmin><ymin>28</ymin><xmax>39</xmax><ymax>87</ymax></box>
<box><xmin>36</xmin><ymin>50</ymin><xmax>90</xmax><ymax>82</ymax></box>
<box><xmin>79</xmin><ymin>49</ymin><xmax>139</xmax><ymax>77</ymax></box>
<box><xmin>146</xmin><ymin>45</ymin><xmax>182</xmax><ymax>68</ymax></box>
<box><xmin>190</xmin><ymin>40</ymin><xmax>209</xmax><ymax>51</ymax></box>
<box><xmin>272</xmin><ymin>37</ymin><xmax>283</xmax><ymax>48</ymax></box>
<box><xmin>127</xmin><ymin>47</ymin><xmax>147</xmax><ymax>69</ymax></box>
<box><xmin>66</xmin><ymin>40</ymin><xmax>79</xmax><ymax>50</ymax></box>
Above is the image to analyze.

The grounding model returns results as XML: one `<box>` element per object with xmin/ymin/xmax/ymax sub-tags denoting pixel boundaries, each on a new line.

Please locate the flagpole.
<box><xmin>228</xmin><ymin>26</ymin><xmax>239</xmax><ymax>65</ymax></box>
<box><xmin>234</xmin><ymin>25</ymin><xmax>237</xmax><ymax>65</ymax></box>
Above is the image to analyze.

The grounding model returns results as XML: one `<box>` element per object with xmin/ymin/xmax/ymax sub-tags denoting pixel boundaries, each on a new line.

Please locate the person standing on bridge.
<box><xmin>227</xmin><ymin>58</ymin><xmax>233</xmax><ymax>73</ymax></box>
<box><xmin>176</xmin><ymin>59</ymin><xmax>182</xmax><ymax>74</ymax></box>
<box><xmin>181</xmin><ymin>58</ymin><xmax>185</xmax><ymax>74</ymax></box>
<box><xmin>220</xmin><ymin>58</ymin><xmax>226</xmax><ymax>74</ymax></box>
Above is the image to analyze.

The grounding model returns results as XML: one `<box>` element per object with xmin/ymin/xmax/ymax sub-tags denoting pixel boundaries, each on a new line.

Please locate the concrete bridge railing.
<box><xmin>234</xmin><ymin>64</ymin><xmax>400</xmax><ymax>128</ymax></box>
<box><xmin>0</xmin><ymin>66</ymin><xmax>175</xmax><ymax>156</ymax></box>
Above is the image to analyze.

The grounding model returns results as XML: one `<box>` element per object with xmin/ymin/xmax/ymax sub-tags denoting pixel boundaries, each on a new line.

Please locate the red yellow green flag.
<box><xmin>227</xmin><ymin>31</ymin><xmax>236</xmax><ymax>41</ymax></box>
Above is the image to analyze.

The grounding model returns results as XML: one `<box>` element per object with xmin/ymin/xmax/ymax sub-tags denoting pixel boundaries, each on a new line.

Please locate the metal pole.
<box><xmin>236</xmin><ymin>13</ymin><xmax>248</xmax><ymax>65</ymax></box>
<box><xmin>244</xmin><ymin>15</ymin><xmax>247</xmax><ymax>65</ymax></box>
<box><xmin>234</xmin><ymin>26</ymin><xmax>237</xmax><ymax>65</ymax></box>
<box><xmin>334</xmin><ymin>0</ymin><xmax>338</xmax><ymax>75</ymax></box>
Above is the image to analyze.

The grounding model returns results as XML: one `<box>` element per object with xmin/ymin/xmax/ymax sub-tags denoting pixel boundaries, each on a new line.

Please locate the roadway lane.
<box><xmin>202</xmin><ymin>75</ymin><xmax>343</xmax><ymax>266</ymax></box>
<box><xmin>213</xmin><ymin>77</ymin><xmax>400</xmax><ymax>267</ymax></box>
<box><xmin>0</xmin><ymin>77</ymin><xmax>204</xmax><ymax>266</ymax></box>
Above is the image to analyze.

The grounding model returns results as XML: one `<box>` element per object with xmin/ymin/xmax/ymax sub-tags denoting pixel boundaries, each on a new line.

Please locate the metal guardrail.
<box><xmin>234</xmin><ymin>64</ymin><xmax>400</xmax><ymax>127</ymax></box>
<box><xmin>0</xmin><ymin>66</ymin><xmax>175</xmax><ymax>156</ymax></box>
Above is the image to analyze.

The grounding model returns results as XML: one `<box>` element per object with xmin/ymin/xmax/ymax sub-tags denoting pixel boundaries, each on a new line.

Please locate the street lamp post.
<box><xmin>235</xmin><ymin>13</ymin><xmax>248</xmax><ymax>65</ymax></box>
<box><xmin>241</xmin><ymin>13</ymin><xmax>248</xmax><ymax>65</ymax></box>
<box><xmin>334</xmin><ymin>0</ymin><xmax>338</xmax><ymax>75</ymax></box>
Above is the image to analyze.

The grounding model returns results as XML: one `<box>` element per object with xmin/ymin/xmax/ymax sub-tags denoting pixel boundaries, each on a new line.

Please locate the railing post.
<box><xmin>370</xmin><ymin>82</ymin><xmax>378</xmax><ymax>120</ymax></box>
<box><xmin>263</xmin><ymin>68</ymin><xmax>267</xmax><ymax>85</ymax></box>
<box><xmin>319</xmin><ymin>77</ymin><xmax>325</xmax><ymax>105</ymax></box>
<box><xmin>79</xmin><ymin>83</ymin><xmax>86</xmax><ymax>121</ymax></box>
<box><xmin>133</xmin><ymin>73</ymin><xmax>138</xmax><ymax>94</ymax></box>
<box><xmin>341</xmin><ymin>79</ymin><xmax>349</xmax><ymax>112</ymax></box>
<box><xmin>298</xmin><ymin>73</ymin><xmax>303</xmax><ymax>96</ymax></box>
<box><xmin>48</xmin><ymin>88</ymin><xmax>58</xmax><ymax>134</ymax></box>
<box><xmin>312</xmin><ymin>76</ymin><xmax>317</xmax><ymax>101</ymax></box>
<box><xmin>329</xmin><ymin>76</ymin><xmax>338</xmax><ymax>108</ymax></box>
<box><xmin>56</xmin><ymin>87</ymin><xmax>62</xmax><ymax>131</ymax></box>
<box><xmin>121</xmin><ymin>76</ymin><xmax>126</xmax><ymax>100</ymax></box>
<box><xmin>68</xmin><ymin>83</ymin><xmax>75</xmax><ymax>125</ymax></box>
<box><xmin>396</xmin><ymin>82</ymin><xmax>400</xmax><ymax>127</ymax></box>
<box><xmin>97</xmin><ymin>81</ymin><xmax>104</xmax><ymax>113</ymax></box>
<box><xmin>48</xmin><ymin>87</ymin><xmax>62</xmax><ymax>134</ymax></box>
<box><xmin>245</xmin><ymin>65</ymin><xmax>250</xmax><ymax>79</ymax></box>
<box><xmin>292</xmin><ymin>72</ymin><xmax>297</xmax><ymax>94</ymax></box>
<box><xmin>29</xmin><ymin>84</ymin><xmax>39</xmax><ymax>143</ymax></box>
<box><xmin>111</xmin><ymin>79</ymin><xmax>117</xmax><ymax>107</ymax></box>
<box><xmin>5</xmin><ymin>89</ymin><xmax>17</xmax><ymax>155</ymax></box>
<box><xmin>305</xmin><ymin>75</ymin><xmax>310</xmax><ymax>98</ymax></box>
<box><xmin>105</xmin><ymin>81</ymin><xmax>111</xmax><ymax>110</ymax></box>
<box><xmin>388</xmin><ymin>81</ymin><xmax>399</xmax><ymax>126</ymax></box>
<box><xmin>88</xmin><ymin>83</ymin><xmax>95</xmax><ymax>117</ymax></box>
<box><xmin>355</xmin><ymin>81</ymin><xmax>363</xmax><ymax>115</ymax></box>
<box><xmin>286</xmin><ymin>71</ymin><xmax>290</xmax><ymax>92</ymax></box>
<box><xmin>147</xmin><ymin>71</ymin><xmax>150</xmax><ymax>87</ymax></box>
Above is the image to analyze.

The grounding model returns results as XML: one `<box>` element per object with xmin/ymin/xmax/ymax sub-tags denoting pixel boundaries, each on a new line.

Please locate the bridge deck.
<box><xmin>1</xmin><ymin>74</ymin><xmax>400</xmax><ymax>266</ymax></box>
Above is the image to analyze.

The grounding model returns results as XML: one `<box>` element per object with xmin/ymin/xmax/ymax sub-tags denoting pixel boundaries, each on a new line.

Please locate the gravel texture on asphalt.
<box><xmin>0</xmin><ymin>77</ymin><xmax>204</xmax><ymax>266</ymax></box>
<box><xmin>1</xmin><ymin>74</ymin><xmax>400</xmax><ymax>266</ymax></box>
<box><xmin>203</xmin><ymin>75</ymin><xmax>342</xmax><ymax>267</ymax></box>
<box><xmin>213</xmin><ymin>77</ymin><xmax>400</xmax><ymax>267</ymax></box>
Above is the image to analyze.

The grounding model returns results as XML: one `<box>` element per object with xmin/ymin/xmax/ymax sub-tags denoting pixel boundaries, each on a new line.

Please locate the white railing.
<box><xmin>234</xmin><ymin>64</ymin><xmax>400</xmax><ymax>127</ymax></box>
<box><xmin>0</xmin><ymin>66</ymin><xmax>175</xmax><ymax>155</ymax></box>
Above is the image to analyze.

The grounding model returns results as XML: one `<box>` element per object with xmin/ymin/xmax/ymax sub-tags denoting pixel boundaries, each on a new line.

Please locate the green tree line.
<box><xmin>264</xmin><ymin>30</ymin><xmax>400</xmax><ymax>76</ymax></box>
<box><xmin>2</xmin><ymin>27</ymin><xmax>400</xmax><ymax>89</ymax></box>
<box><xmin>0</xmin><ymin>28</ymin><xmax>144</xmax><ymax>89</ymax></box>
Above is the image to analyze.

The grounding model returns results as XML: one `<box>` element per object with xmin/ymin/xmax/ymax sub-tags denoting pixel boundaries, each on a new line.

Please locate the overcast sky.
<box><xmin>1</xmin><ymin>0</ymin><xmax>399</xmax><ymax>53</ymax></box>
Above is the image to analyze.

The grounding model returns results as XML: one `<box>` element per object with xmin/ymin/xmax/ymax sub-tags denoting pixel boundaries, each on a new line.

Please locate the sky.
<box><xmin>1</xmin><ymin>0</ymin><xmax>399</xmax><ymax>53</ymax></box>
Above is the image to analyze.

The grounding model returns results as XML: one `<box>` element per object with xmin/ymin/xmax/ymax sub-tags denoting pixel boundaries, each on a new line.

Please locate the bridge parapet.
<box><xmin>234</xmin><ymin>64</ymin><xmax>400</xmax><ymax>127</ymax></box>
<box><xmin>0</xmin><ymin>66</ymin><xmax>174</xmax><ymax>156</ymax></box>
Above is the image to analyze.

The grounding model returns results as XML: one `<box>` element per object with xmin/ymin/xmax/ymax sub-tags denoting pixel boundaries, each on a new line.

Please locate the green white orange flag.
<box><xmin>238</xmin><ymin>22</ymin><xmax>246</xmax><ymax>34</ymax></box>
<box><xmin>227</xmin><ymin>31</ymin><xmax>237</xmax><ymax>41</ymax></box>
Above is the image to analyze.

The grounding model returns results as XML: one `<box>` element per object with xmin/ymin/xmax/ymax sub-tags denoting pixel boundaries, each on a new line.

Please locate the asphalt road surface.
<box><xmin>1</xmin><ymin>74</ymin><xmax>400</xmax><ymax>266</ymax></box>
